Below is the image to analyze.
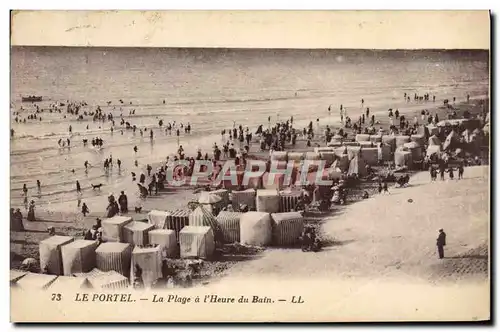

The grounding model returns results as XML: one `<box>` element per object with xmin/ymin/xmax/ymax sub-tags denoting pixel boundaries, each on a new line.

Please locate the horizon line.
<box><xmin>10</xmin><ymin>46</ymin><xmax>490</xmax><ymax>51</ymax></box>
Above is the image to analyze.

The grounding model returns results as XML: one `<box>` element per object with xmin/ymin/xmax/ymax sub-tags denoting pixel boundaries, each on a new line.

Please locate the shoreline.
<box><xmin>22</xmin><ymin>95</ymin><xmax>489</xmax><ymax>217</ymax></box>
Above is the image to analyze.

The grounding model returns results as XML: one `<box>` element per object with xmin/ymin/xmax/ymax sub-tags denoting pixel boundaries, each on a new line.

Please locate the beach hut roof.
<box><xmin>10</xmin><ymin>270</ymin><xmax>27</xmax><ymax>283</ymax></box>
<box><xmin>15</xmin><ymin>273</ymin><xmax>58</xmax><ymax>289</ymax></box>
<box><xmin>404</xmin><ymin>142</ymin><xmax>420</xmax><ymax>149</ymax></box>
<box><xmin>48</xmin><ymin>276</ymin><xmax>92</xmax><ymax>290</ymax></box>
<box><xmin>180</xmin><ymin>225</ymin><xmax>212</xmax><ymax>235</ymax></box>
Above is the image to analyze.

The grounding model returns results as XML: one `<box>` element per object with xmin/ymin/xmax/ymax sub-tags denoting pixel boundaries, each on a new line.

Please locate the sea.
<box><xmin>10</xmin><ymin>47</ymin><xmax>489</xmax><ymax>211</ymax></box>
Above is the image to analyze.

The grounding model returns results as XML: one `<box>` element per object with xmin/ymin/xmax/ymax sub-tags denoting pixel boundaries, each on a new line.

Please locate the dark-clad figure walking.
<box><xmin>81</xmin><ymin>202</ymin><xmax>89</xmax><ymax>217</ymax></box>
<box><xmin>436</xmin><ymin>229</ymin><xmax>446</xmax><ymax>259</ymax></box>
<box><xmin>118</xmin><ymin>191</ymin><xmax>128</xmax><ymax>213</ymax></box>
<box><xmin>458</xmin><ymin>164</ymin><xmax>464</xmax><ymax>179</ymax></box>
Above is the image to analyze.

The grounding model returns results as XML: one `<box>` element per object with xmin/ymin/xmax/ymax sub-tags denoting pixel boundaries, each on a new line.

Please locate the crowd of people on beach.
<box><xmin>12</xmin><ymin>91</ymin><xmax>486</xmax><ymax>247</ymax></box>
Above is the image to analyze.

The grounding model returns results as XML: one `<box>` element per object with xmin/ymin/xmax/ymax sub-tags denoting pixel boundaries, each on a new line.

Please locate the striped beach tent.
<box><xmin>95</xmin><ymin>242</ymin><xmax>133</xmax><ymax>278</ymax></box>
<box><xmin>279</xmin><ymin>190</ymin><xmax>302</xmax><ymax>213</ymax></box>
<box><xmin>76</xmin><ymin>268</ymin><xmax>129</xmax><ymax>290</ymax></box>
<box><xmin>47</xmin><ymin>276</ymin><xmax>92</xmax><ymax>290</ymax></box>
<box><xmin>270</xmin><ymin>212</ymin><xmax>305</xmax><ymax>247</ymax></box>
<box><xmin>166</xmin><ymin>209</ymin><xmax>191</xmax><ymax>241</ymax></box>
<box><xmin>14</xmin><ymin>273</ymin><xmax>58</xmax><ymax>290</ymax></box>
<box><xmin>10</xmin><ymin>270</ymin><xmax>27</xmax><ymax>286</ymax></box>
<box><xmin>216</xmin><ymin>211</ymin><xmax>243</xmax><ymax>243</ymax></box>
<box><xmin>189</xmin><ymin>205</ymin><xmax>224</xmax><ymax>245</ymax></box>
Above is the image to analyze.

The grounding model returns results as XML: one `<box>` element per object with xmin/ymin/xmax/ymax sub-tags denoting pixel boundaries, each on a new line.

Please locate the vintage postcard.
<box><xmin>9</xmin><ymin>10</ymin><xmax>491</xmax><ymax>322</ymax></box>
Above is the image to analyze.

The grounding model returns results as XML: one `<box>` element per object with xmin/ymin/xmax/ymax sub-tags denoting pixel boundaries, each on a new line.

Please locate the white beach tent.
<box><xmin>61</xmin><ymin>239</ymin><xmax>99</xmax><ymax>276</ymax></box>
<box><xmin>239</xmin><ymin>211</ymin><xmax>272</xmax><ymax>247</ymax></box>
<box><xmin>130</xmin><ymin>245</ymin><xmax>163</xmax><ymax>288</ymax></box>
<box><xmin>39</xmin><ymin>235</ymin><xmax>74</xmax><ymax>275</ymax></box>
<box><xmin>147</xmin><ymin>210</ymin><xmax>171</xmax><ymax>229</ymax></box>
<box><xmin>148</xmin><ymin>229</ymin><xmax>178</xmax><ymax>258</ymax></box>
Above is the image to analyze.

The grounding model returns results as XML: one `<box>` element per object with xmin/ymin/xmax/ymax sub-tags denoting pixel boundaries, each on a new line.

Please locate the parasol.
<box><xmin>197</xmin><ymin>192</ymin><xmax>222</xmax><ymax>204</ymax></box>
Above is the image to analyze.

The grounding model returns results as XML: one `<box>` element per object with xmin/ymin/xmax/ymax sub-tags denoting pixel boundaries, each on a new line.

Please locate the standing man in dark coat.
<box><xmin>436</xmin><ymin>229</ymin><xmax>446</xmax><ymax>259</ymax></box>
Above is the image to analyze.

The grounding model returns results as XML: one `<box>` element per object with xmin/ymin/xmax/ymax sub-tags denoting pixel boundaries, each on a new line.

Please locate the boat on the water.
<box><xmin>21</xmin><ymin>96</ymin><xmax>42</xmax><ymax>102</ymax></box>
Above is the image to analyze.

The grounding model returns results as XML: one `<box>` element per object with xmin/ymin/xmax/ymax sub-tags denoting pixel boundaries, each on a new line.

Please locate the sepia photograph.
<box><xmin>9</xmin><ymin>10</ymin><xmax>491</xmax><ymax>322</ymax></box>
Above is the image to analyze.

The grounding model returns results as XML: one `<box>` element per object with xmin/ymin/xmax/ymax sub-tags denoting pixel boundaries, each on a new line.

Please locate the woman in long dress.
<box><xmin>27</xmin><ymin>200</ymin><xmax>36</xmax><ymax>221</ymax></box>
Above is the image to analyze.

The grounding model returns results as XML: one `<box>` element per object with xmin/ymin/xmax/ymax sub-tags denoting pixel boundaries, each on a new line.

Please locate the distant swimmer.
<box><xmin>135</xmin><ymin>160</ymin><xmax>139</xmax><ymax>167</ymax></box>
<box><xmin>150</xmin><ymin>129</ymin><xmax>154</xmax><ymax>139</ymax></box>
<box><xmin>36</xmin><ymin>180</ymin><xmax>41</xmax><ymax>192</ymax></box>
<box><xmin>69</xmin><ymin>125</ymin><xmax>72</xmax><ymax>133</ymax></box>
<box><xmin>76</xmin><ymin>180</ymin><xmax>81</xmax><ymax>194</ymax></box>
<box><xmin>131</xmin><ymin>172</ymin><xmax>136</xmax><ymax>181</ymax></box>
<box><xmin>84</xmin><ymin>161</ymin><xmax>90</xmax><ymax>171</ymax></box>
<box><xmin>67</xmin><ymin>138</ymin><xmax>71</xmax><ymax>147</ymax></box>
<box><xmin>133</xmin><ymin>146</ymin><xmax>138</xmax><ymax>153</ymax></box>
<box><xmin>22</xmin><ymin>184</ymin><xmax>28</xmax><ymax>196</ymax></box>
